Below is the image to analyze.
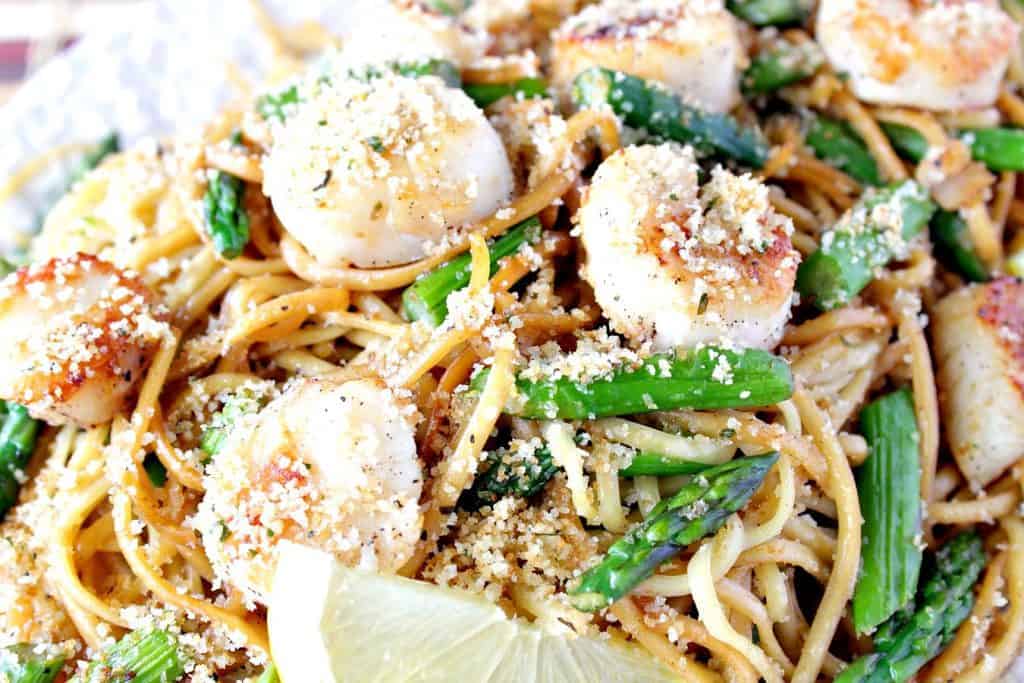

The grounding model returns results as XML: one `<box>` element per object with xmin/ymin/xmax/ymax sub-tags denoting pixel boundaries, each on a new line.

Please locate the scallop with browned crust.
<box><xmin>933</xmin><ymin>277</ymin><xmax>1024</xmax><ymax>488</ymax></box>
<box><xmin>578</xmin><ymin>143</ymin><xmax>799</xmax><ymax>352</ymax></box>
<box><xmin>0</xmin><ymin>253</ymin><xmax>171</xmax><ymax>427</ymax></box>
<box><xmin>551</xmin><ymin>0</ymin><xmax>743</xmax><ymax>113</ymax></box>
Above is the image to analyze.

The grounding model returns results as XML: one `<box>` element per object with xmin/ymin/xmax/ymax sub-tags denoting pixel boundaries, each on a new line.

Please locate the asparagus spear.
<box><xmin>796</xmin><ymin>180</ymin><xmax>936</xmax><ymax>310</ymax></box>
<box><xmin>460</xmin><ymin>441</ymin><xmax>559</xmax><ymax>510</ymax></box>
<box><xmin>401</xmin><ymin>217</ymin><xmax>542</xmax><ymax>326</ymax></box>
<box><xmin>959</xmin><ymin>127</ymin><xmax>1024</xmax><ymax>172</ymax></box>
<box><xmin>836</xmin><ymin>532</ymin><xmax>986</xmax><ymax>683</ymax></box>
<box><xmin>882</xmin><ymin>122</ymin><xmax>1024</xmax><ymax>172</ymax></box>
<box><xmin>852</xmin><ymin>389</ymin><xmax>922</xmax><ymax>634</ymax></box>
<box><xmin>879</xmin><ymin>122</ymin><xmax>929</xmax><ymax>164</ymax></box>
<box><xmin>0</xmin><ymin>644</ymin><xmax>65</xmax><ymax>683</ymax></box>
<box><xmin>727</xmin><ymin>0</ymin><xmax>813</xmax><ymax>25</ymax></box>
<box><xmin>0</xmin><ymin>404</ymin><xmax>42</xmax><ymax>520</ymax></box>
<box><xmin>77</xmin><ymin>630</ymin><xmax>185</xmax><ymax>683</ymax></box>
<box><xmin>572</xmin><ymin>67</ymin><xmax>770</xmax><ymax>168</ymax></box>
<box><xmin>476</xmin><ymin>347</ymin><xmax>793</xmax><ymax>420</ymax></box>
<box><xmin>620</xmin><ymin>452</ymin><xmax>712</xmax><ymax>478</ymax></box>
<box><xmin>568</xmin><ymin>453</ymin><xmax>779</xmax><ymax>611</ymax></box>
<box><xmin>930</xmin><ymin>210</ymin><xmax>989</xmax><ymax>282</ymax></box>
<box><xmin>203</xmin><ymin>170</ymin><xmax>251</xmax><ymax>260</ymax></box>
<box><xmin>741</xmin><ymin>40</ymin><xmax>822</xmax><ymax>96</ymax></box>
<box><xmin>463</xmin><ymin>77</ymin><xmax>548</xmax><ymax>109</ymax></box>
<box><xmin>805</xmin><ymin>115</ymin><xmax>882</xmax><ymax>186</ymax></box>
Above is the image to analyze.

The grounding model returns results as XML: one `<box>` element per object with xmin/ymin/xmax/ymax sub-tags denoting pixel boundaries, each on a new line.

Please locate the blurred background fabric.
<box><xmin>0</xmin><ymin>0</ymin><xmax>150</xmax><ymax>104</ymax></box>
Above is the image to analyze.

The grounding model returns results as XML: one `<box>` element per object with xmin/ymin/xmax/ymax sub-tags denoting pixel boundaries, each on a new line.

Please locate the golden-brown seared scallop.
<box><xmin>196</xmin><ymin>377</ymin><xmax>423</xmax><ymax>605</ymax></box>
<box><xmin>578</xmin><ymin>143</ymin><xmax>799</xmax><ymax>351</ymax></box>
<box><xmin>816</xmin><ymin>0</ymin><xmax>1019</xmax><ymax>111</ymax></box>
<box><xmin>933</xmin><ymin>277</ymin><xmax>1024</xmax><ymax>488</ymax></box>
<box><xmin>0</xmin><ymin>253</ymin><xmax>170</xmax><ymax>427</ymax></box>
<box><xmin>551</xmin><ymin>0</ymin><xmax>743</xmax><ymax>112</ymax></box>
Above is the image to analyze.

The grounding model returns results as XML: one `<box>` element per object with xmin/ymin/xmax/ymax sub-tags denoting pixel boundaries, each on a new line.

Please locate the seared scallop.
<box><xmin>578</xmin><ymin>143</ymin><xmax>798</xmax><ymax>351</ymax></box>
<box><xmin>263</xmin><ymin>73</ymin><xmax>515</xmax><ymax>268</ymax></box>
<box><xmin>551</xmin><ymin>0</ymin><xmax>743</xmax><ymax>113</ymax></box>
<box><xmin>816</xmin><ymin>0</ymin><xmax>1019</xmax><ymax>111</ymax></box>
<box><xmin>197</xmin><ymin>377</ymin><xmax>423</xmax><ymax>604</ymax></box>
<box><xmin>933</xmin><ymin>277</ymin><xmax>1024</xmax><ymax>488</ymax></box>
<box><xmin>0</xmin><ymin>253</ymin><xmax>170</xmax><ymax>427</ymax></box>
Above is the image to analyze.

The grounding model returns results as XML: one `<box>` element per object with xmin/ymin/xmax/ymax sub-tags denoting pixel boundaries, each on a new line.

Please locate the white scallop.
<box><xmin>578</xmin><ymin>144</ymin><xmax>798</xmax><ymax>351</ymax></box>
<box><xmin>932</xmin><ymin>278</ymin><xmax>1024</xmax><ymax>488</ymax></box>
<box><xmin>0</xmin><ymin>253</ymin><xmax>168</xmax><ymax>427</ymax></box>
<box><xmin>551</xmin><ymin>0</ymin><xmax>742</xmax><ymax>113</ymax></box>
<box><xmin>816</xmin><ymin>0</ymin><xmax>1019</xmax><ymax>111</ymax></box>
<box><xmin>198</xmin><ymin>377</ymin><xmax>423</xmax><ymax>603</ymax></box>
<box><xmin>263</xmin><ymin>73</ymin><xmax>515</xmax><ymax>268</ymax></box>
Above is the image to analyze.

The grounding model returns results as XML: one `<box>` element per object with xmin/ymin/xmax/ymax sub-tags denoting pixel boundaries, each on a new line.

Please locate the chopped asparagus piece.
<box><xmin>620</xmin><ymin>452</ymin><xmax>713</xmax><ymax>478</ymax></box>
<box><xmin>796</xmin><ymin>180</ymin><xmax>936</xmax><ymax>310</ymax></box>
<box><xmin>852</xmin><ymin>388</ymin><xmax>922</xmax><ymax>634</ymax></box>
<box><xmin>882</xmin><ymin>122</ymin><xmax>1024</xmax><ymax>172</ymax></box>
<box><xmin>142</xmin><ymin>453</ymin><xmax>168</xmax><ymax>488</ymax></box>
<box><xmin>569</xmin><ymin>453</ymin><xmax>779</xmax><ymax>611</ymax></box>
<box><xmin>0</xmin><ymin>644</ymin><xmax>65</xmax><ymax>683</ymax></box>
<box><xmin>203</xmin><ymin>170</ymin><xmax>251</xmax><ymax>260</ymax></box>
<box><xmin>930</xmin><ymin>210</ymin><xmax>989</xmax><ymax>282</ymax></box>
<box><xmin>880</xmin><ymin>122</ymin><xmax>929</xmax><ymax>164</ymax></box>
<box><xmin>460</xmin><ymin>441</ymin><xmax>558</xmax><ymax>510</ymax></box>
<box><xmin>836</xmin><ymin>532</ymin><xmax>986</xmax><ymax>683</ymax></box>
<box><xmin>463</xmin><ymin>77</ymin><xmax>548</xmax><ymax>109</ymax></box>
<box><xmin>199</xmin><ymin>392</ymin><xmax>263</xmax><ymax>461</ymax></box>
<box><xmin>805</xmin><ymin>115</ymin><xmax>882</xmax><ymax>186</ymax></box>
<box><xmin>78</xmin><ymin>630</ymin><xmax>185</xmax><ymax>683</ymax></box>
<box><xmin>0</xmin><ymin>404</ymin><xmax>42</xmax><ymax>520</ymax></box>
<box><xmin>959</xmin><ymin>127</ymin><xmax>1024</xmax><ymax>172</ymax></box>
<box><xmin>742</xmin><ymin>40</ymin><xmax>822</xmax><ymax>95</ymax></box>
<box><xmin>401</xmin><ymin>217</ymin><xmax>542</xmax><ymax>326</ymax></box>
<box><xmin>476</xmin><ymin>347</ymin><xmax>793</xmax><ymax>420</ymax></box>
<box><xmin>573</xmin><ymin>67</ymin><xmax>770</xmax><ymax>167</ymax></box>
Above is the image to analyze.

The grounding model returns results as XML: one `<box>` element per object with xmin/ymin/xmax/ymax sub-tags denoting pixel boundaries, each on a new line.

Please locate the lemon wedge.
<box><xmin>268</xmin><ymin>542</ymin><xmax>682</xmax><ymax>683</ymax></box>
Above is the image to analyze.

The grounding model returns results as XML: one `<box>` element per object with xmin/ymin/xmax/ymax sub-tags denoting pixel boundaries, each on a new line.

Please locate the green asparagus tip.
<box><xmin>572</xmin><ymin>66</ymin><xmax>770</xmax><ymax>168</ymax></box>
<box><xmin>401</xmin><ymin>217</ymin><xmax>542</xmax><ymax>326</ymax></box>
<box><xmin>568</xmin><ymin>453</ymin><xmax>779</xmax><ymax>611</ymax></box>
